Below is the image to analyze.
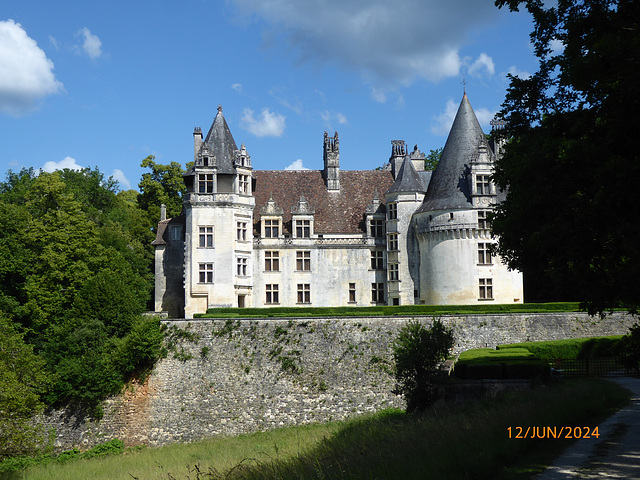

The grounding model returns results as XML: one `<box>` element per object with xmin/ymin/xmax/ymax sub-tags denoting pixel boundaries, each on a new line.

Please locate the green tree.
<box><xmin>392</xmin><ymin>319</ymin><xmax>454</xmax><ymax>413</ymax></box>
<box><xmin>425</xmin><ymin>147</ymin><xmax>443</xmax><ymax>171</ymax></box>
<box><xmin>492</xmin><ymin>0</ymin><xmax>640</xmax><ymax>313</ymax></box>
<box><xmin>0</xmin><ymin>317</ymin><xmax>50</xmax><ymax>460</ymax></box>
<box><xmin>137</xmin><ymin>155</ymin><xmax>187</xmax><ymax>223</ymax></box>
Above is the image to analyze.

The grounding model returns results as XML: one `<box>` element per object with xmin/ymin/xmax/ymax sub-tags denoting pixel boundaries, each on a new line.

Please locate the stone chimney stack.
<box><xmin>323</xmin><ymin>131</ymin><xmax>340</xmax><ymax>191</ymax></box>
<box><xmin>160</xmin><ymin>203</ymin><xmax>167</xmax><ymax>221</ymax></box>
<box><xmin>194</xmin><ymin>126</ymin><xmax>203</xmax><ymax>162</ymax></box>
<box><xmin>390</xmin><ymin>140</ymin><xmax>406</xmax><ymax>180</ymax></box>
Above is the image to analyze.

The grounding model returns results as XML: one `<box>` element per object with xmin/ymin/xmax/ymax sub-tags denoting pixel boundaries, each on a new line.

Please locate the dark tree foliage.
<box><xmin>425</xmin><ymin>147</ymin><xmax>443</xmax><ymax>171</ymax></box>
<box><xmin>0</xmin><ymin>167</ymin><xmax>163</xmax><ymax>414</ymax></box>
<box><xmin>492</xmin><ymin>0</ymin><xmax>640</xmax><ymax>313</ymax></box>
<box><xmin>392</xmin><ymin>319</ymin><xmax>454</xmax><ymax>413</ymax></box>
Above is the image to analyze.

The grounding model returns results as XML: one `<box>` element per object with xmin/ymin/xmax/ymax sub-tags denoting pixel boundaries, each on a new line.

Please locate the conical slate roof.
<box><xmin>202</xmin><ymin>106</ymin><xmax>238</xmax><ymax>174</ymax></box>
<box><xmin>386</xmin><ymin>155</ymin><xmax>426</xmax><ymax>194</ymax></box>
<box><xmin>416</xmin><ymin>94</ymin><xmax>484</xmax><ymax>213</ymax></box>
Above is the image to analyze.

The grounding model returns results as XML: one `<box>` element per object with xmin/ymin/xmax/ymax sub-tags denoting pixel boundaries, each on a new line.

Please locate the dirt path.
<box><xmin>535</xmin><ymin>377</ymin><xmax>640</xmax><ymax>479</ymax></box>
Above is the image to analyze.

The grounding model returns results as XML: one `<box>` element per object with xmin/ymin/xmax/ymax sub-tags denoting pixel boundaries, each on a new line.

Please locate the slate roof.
<box><xmin>417</xmin><ymin>94</ymin><xmax>486</xmax><ymax>213</ymax></box>
<box><xmin>253</xmin><ymin>170</ymin><xmax>394</xmax><ymax>235</ymax></box>
<box><xmin>386</xmin><ymin>156</ymin><xmax>427</xmax><ymax>194</ymax></box>
<box><xmin>201</xmin><ymin>106</ymin><xmax>238</xmax><ymax>174</ymax></box>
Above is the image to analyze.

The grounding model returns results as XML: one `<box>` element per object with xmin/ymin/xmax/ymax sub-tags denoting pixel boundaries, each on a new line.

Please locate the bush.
<box><xmin>617</xmin><ymin>322</ymin><xmax>640</xmax><ymax>373</ymax></box>
<box><xmin>392</xmin><ymin>318</ymin><xmax>454</xmax><ymax>412</ymax></box>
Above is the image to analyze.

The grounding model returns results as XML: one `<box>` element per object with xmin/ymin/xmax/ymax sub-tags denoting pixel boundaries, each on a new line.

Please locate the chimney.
<box><xmin>160</xmin><ymin>203</ymin><xmax>167</xmax><ymax>221</ymax></box>
<box><xmin>194</xmin><ymin>126</ymin><xmax>203</xmax><ymax>162</ymax></box>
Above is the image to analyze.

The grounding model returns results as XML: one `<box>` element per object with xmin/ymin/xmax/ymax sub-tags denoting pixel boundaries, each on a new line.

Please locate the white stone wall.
<box><xmin>253</xmin><ymin>241</ymin><xmax>386</xmax><ymax>307</ymax></box>
<box><xmin>415</xmin><ymin>209</ymin><xmax>523</xmax><ymax>305</ymax></box>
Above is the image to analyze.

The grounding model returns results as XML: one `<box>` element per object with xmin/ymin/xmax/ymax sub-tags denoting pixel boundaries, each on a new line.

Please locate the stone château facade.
<box><xmin>153</xmin><ymin>95</ymin><xmax>523</xmax><ymax>318</ymax></box>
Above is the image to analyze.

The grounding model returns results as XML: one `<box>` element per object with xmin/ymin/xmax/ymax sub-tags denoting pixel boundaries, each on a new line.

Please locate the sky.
<box><xmin>0</xmin><ymin>0</ymin><xmax>539</xmax><ymax>191</ymax></box>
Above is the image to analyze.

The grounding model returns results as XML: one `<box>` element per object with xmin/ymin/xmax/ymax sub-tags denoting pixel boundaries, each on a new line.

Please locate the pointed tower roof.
<box><xmin>386</xmin><ymin>154</ymin><xmax>426</xmax><ymax>194</ymax></box>
<box><xmin>202</xmin><ymin>105</ymin><xmax>238</xmax><ymax>174</ymax></box>
<box><xmin>416</xmin><ymin>94</ymin><xmax>485</xmax><ymax>213</ymax></box>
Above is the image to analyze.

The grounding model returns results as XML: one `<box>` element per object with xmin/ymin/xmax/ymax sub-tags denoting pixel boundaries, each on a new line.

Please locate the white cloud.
<box><xmin>76</xmin><ymin>27</ymin><xmax>102</xmax><ymax>59</ymax></box>
<box><xmin>111</xmin><ymin>169</ymin><xmax>131</xmax><ymax>189</ymax></box>
<box><xmin>232</xmin><ymin>83</ymin><xmax>242</xmax><ymax>93</ymax></box>
<box><xmin>468</xmin><ymin>52</ymin><xmax>495</xmax><ymax>77</ymax></box>
<box><xmin>320</xmin><ymin>110</ymin><xmax>348</xmax><ymax>129</ymax></box>
<box><xmin>0</xmin><ymin>20</ymin><xmax>64</xmax><ymax>116</ymax></box>
<box><xmin>506</xmin><ymin>65</ymin><xmax>531</xmax><ymax>79</ymax></box>
<box><xmin>431</xmin><ymin>98</ymin><xmax>496</xmax><ymax>136</ymax></box>
<box><xmin>370</xmin><ymin>87</ymin><xmax>387</xmax><ymax>103</ymax></box>
<box><xmin>41</xmin><ymin>156</ymin><xmax>83</xmax><ymax>173</ymax></box>
<box><xmin>549</xmin><ymin>39</ymin><xmax>564</xmax><ymax>55</ymax></box>
<box><xmin>240</xmin><ymin>107</ymin><xmax>286</xmax><ymax>137</ymax></box>
<box><xmin>230</xmin><ymin>0</ymin><xmax>496</xmax><ymax>88</ymax></box>
<box><xmin>284</xmin><ymin>159</ymin><xmax>309</xmax><ymax>170</ymax></box>
<box><xmin>430</xmin><ymin>98</ymin><xmax>458</xmax><ymax>136</ymax></box>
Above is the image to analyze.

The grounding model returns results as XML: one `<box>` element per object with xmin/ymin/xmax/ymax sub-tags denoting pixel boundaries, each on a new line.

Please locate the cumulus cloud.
<box><xmin>111</xmin><ymin>169</ymin><xmax>131</xmax><ymax>189</ymax></box>
<box><xmin>76</xmin><ymin>27</ymin><xmax>102</xmax><ymax>59</ymax></box>
<box><xmin>232</xmin><ymin>83</ymin><xmax>242</xmax><ymax>93</ymax></box>
<box><xmin>41</xmin><ymin>156</ymin><xmax>83</xmax><ymax>173</ymax></box>
<box><xmin>240</xmin><ymin>107</ymin><xmax>286</xmax><ymax>137</ymax></box>
<box><xmin>468</xmin><ymin>52</ymin><xmax>495</xmax><ymax>77</ymax></box>
<box><xmin>0</xmin><ymin>20</ymin><xmax>64</xmax><ymax>116</ymax></box>
<box><xmin>431</xmin><ymin>98</ymin><xmax>495</xmax><ymax>136</ymax></box>
<box><xmin>229</xmin><ymin>0</ymin><xmax>497</xmax><ymax>88</ymax></box>
<box><xmin>284</xmin><ymin>159</ymin><xmax>309</xmax><ymax>170</ymax></box>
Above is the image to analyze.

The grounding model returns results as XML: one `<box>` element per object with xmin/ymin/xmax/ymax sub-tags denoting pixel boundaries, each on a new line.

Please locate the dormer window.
<box><xmin>475</xmin><ymin>175</ymin><xmax>492</xmax><ymax>195</ymax></box>
<box><xmin>199</xmin><ymin>174</ymin><xmax>214</xmax><ymax>194</ymax></box>
<box><xmin>203</xmin><ymin>156</ymin><xmax>209</xmax><ymax>166</ymax></box>
<box><xmin>264</xmin><ymin>219</ymin><xmax>280</xmax><ymax>238</ymax></box>
<box><xmin>239</xmin><ymin>174</ymin><xmax>249</xmax><ymax>194</ymax></box>
<box><xmin>295</xmin><ymin>219</ymin><xmax>311</xmax><ymax>238</ymax></box>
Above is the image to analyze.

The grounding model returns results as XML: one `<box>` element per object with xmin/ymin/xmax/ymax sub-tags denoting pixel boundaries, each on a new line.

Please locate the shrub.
<box><xmin>392</xmin><ymin>318</ymin><xmax>454</xmax><ymax>412</ymax></box>
<box><xmin>617</xmin><ymin>322</ymin><xmax>640</xmax><ymax>373</ymax></box>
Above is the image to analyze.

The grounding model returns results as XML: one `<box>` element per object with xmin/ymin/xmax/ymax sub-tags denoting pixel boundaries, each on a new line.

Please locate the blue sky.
<box><xmin>1</xmin><ymin>0</ymin><xmax>538</xmax><ymax>191</ymax></box>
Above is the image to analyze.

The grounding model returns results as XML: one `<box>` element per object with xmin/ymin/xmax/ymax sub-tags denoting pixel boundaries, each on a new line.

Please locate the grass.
<box><xmin>196</xmin><ymin>302</ymin><xmax>583</xmax><ymax>319</ymax></box>
<box><xmin>498</xmin><ymin>336</ymin><xmax>625</xmax><ymax>361</ymax></box>
<box><xmin>11</xmin><ymin>378</ymin><xmax>630</xmax><ymax>480</ymax></box>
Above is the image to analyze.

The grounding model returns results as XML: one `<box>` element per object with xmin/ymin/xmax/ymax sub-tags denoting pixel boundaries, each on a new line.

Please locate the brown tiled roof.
<box><xmin>253</xmin><ymin>170</ymin><xmax>394</xmax><ymax>235</ymax></box>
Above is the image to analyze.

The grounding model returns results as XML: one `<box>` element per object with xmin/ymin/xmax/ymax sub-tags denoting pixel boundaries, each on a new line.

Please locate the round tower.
<box><xmin>413</xmin><ymin>94</ymin><xmax>523</xmax><ymax>305</ymax></box>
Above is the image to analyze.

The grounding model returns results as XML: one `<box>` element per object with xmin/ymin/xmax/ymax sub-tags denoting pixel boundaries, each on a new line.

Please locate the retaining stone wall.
<box><xmin>44</xmin><ymin>312</ymin><xmax>637</xmax><ymax>450</ymax></box>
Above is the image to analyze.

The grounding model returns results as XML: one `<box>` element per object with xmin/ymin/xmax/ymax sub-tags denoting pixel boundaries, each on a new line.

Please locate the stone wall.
<box><xmin>44</xmin><ymin>312</ymin><xmax>636</xmax><ymax>450</ymax></box>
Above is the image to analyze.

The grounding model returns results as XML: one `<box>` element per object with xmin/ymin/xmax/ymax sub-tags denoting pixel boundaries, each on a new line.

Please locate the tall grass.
<box><xmin>13</xmin><ymin>378</ymin><xmax>629</xmax><ymax>480</ymax></box>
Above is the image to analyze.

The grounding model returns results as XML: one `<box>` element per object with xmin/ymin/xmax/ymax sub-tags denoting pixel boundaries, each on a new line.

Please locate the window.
<box><xmin>478</xmin><ymin>243</ymin><xmax>493</xmax><ymax>265</ymax></box>
<box><xmin>387</xmin><ymin>203</ymin><xmax>397</xmax><ymax>220</ymax></box>
<box><xmin>266</xmin><ymin>284</ymin><xmax>279</xmax><ymax>304</ymax></box>
<box><xmin>236</xmin><ymin>221</ymin><xmax>247</xmax><ymax>241</ymax></box>
<box><xmin>264</xmin><ymin>219</ymin><xmax>279</xmax><ymax>238</ymax></box>
<box><xmin>296</xmin><ymin>251</ymin><xmax>311</xmax><ymax>271</ymax></box>
<box><xmin>199</xmin><ymin>263</ymin><xmax>214</xmax><ymax>283</ymax></box>
<box><xmin>389</xmin><ymin>263</ymin><xmax>399</xmax><ymax>281</ymax></box>
<box><xmin>296</xmin><ymin>219</ymin><xmax>311</xmax><ymax>238</ymax></box>
<box><xmin>349</xmin><ymin>283</ymin><xmax>356</xmax><ymax>303</ymax></box>
<box><xmin>169</xmin><ymin>225</ymin><xmax>182</xmax><ymax>241</ymax></box>
<box><xmin>199</xmin><ymin>226</ymin><xmax>214</xmax><ymax>248</ymax></box>
<box><xmin>478</xmin><ymin>210</ymin><xmax>491</xmax><ymax>229</ymax></box>
<box><xmin>371</xmin><ymin>283</ymin><xmax>385</xmax><ymax>303</ymax></box>
<box><xmin>476</xmin><ymin>175</ymin><xmax>491</xmax><ymax>195</ymax></box>
<box><xmin>388</xmin><ymin>233</ymin><xmax>399</xmax><ymax>251</ymax></box>
<box><xmin>371</xmin><ymin>250</ymin><xmax>384</xmax><ymax>270</ymax></box>
<box><xmin>236</xmin><ymin>257</ymin><xmax>248</xmax><ymax>276</ymax></box>
<box><xmin>370</xmin><ymin>219</ymin><xmax>385</xmax><ymax>237</ymax></box>
<box><xmin>265</xmin><ymin>251</ymin><xmax>279</xmax><ymax>271</ymax></box>
<box><xmin>198</xmin><ymin>174</ymin><xmax>214</xmax><ymax>193</ymax></box>
<box><xmin>297</xmin><ymin>283</ymin><xmax>311</xmax><ymax>304</ymax></box>
<box><xmin>479</xmin><ymin>278</ymin><xmax>493</xmax><ymax>300</ymax></box>
<box><xmin>238</xmin><ymin>174</ymin><xmax>249</xmax><ymax>194</ymax></box>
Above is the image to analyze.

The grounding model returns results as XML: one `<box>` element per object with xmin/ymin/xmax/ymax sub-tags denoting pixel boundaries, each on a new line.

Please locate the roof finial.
<box><xmin>217</xmin><ymin>104</ymin><xmax>223</xmax><ymax>114</ymax></box>
<box><xmin>462</xmin><ymin>74</ymin><xmax>468</xmax><ymax>95</ymax></box>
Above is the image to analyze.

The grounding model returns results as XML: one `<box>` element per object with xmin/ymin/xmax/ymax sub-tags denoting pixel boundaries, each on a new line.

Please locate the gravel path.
<box><xmin>535</xmin><ymin>377</ymin><xmax>640</xmax><ymax>479</ymax></box>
